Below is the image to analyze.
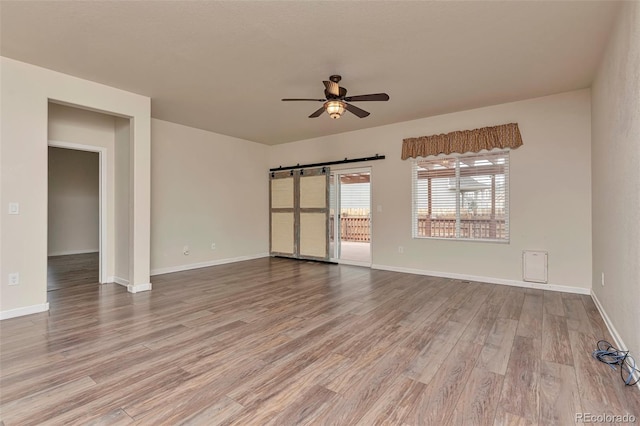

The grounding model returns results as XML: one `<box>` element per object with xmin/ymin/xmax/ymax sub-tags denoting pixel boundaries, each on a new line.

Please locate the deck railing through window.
<box><xmin>331</xmin><ymin>216</ymin><xmax>505</xmax><ymax>241</ymax></box>
<box><xmin>417</xmin><ymin>217</ymin><xmax>507</xmax><ymax>239</ymax></box>
<box><xmin>330</xmin><ymin>216</ymin><xmax>371</xmax><ymax>242</ymax></box>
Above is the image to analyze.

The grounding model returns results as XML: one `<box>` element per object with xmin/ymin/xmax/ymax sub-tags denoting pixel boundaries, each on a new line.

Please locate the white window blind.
<box><xmin>412</xmin><ymin>150</ymin><xmax>509</xmax><ymax>241</ymax></box>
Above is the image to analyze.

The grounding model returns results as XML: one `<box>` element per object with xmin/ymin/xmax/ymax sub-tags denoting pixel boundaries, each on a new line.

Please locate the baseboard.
<box><xmin>370</xmin><ymin>264</ymin><xmax>590</xmax><ymax>295</ymax></box>
<box><xmin>590</xmin><ymin>290</ymin><xmax>627</xmax><ymax>346</ymax></box>
<box><xmin>113</xmin><ymin>276</ymin><xmax>129</xmax><ymax>287</ymax></box>
<box><xmin>48</xmin><ymin>249</ymin><xmax>99</xmax><ymax>257</ymax></box>
<box><xmin>337</xmin><ymin>259</ymin><xmax>372</xmax><ymax>268</ymax></box>
<box><xmin>590</xmin><ymin>291</ymin><xmax>640</xmax><ymax>389</ymax></box>
<box><xmin>100</xmin><ymin>276</ymin><xmax>150</xmax><ymax>294</ymax></box>
<box><xmin>127</xmin><ymin>282</ymin><xmax>152</xmax><ymax>293</ymax></box>
<box><xmin>0</xmin><ymin>302</ymin><xmax>50</xmax><ymax>320</ymax></box>
<box><xmin>150</xmin><ymin>253</ymin><xmax>270</xmax><ymax>276</ymax></box>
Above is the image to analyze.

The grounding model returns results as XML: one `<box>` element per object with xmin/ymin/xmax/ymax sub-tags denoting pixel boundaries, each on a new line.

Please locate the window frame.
<box><xmin>411</xmin><ymin>149</ymin><xmax>510</xmax><ymax>243</ymax></box>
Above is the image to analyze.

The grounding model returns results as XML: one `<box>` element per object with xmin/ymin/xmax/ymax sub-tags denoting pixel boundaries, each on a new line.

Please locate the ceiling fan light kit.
<box><xmin>282</xmin><ymin>75</ymin><xmax>389</xmax><ymax>120</ymax></box>
<box><xmin>325</xmin><ymin>100</ymin><xmax>346</xmax><ymax>119</ymax></box>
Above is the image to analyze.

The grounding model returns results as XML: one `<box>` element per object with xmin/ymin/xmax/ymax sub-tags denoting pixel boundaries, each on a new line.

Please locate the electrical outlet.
<box><xmin>211</xmin><ymin>243</ymin><xmax>216</xmax><ymax>250</ymax></box>
<box><xmin>183</xmin><ymin>245</ymin><xmax>190</xmax><ymax>256</ymax></box>
<box><xmin>398</xmin><ymin>246</ymin><xmax>404</xmax><ymax>254</ymax></box>
<box><xmin>8</xmin><ymin>273</ymin><xmax>19</xmax><ymax>285</ymax></box>
<box><xmin>601</xmin><ymin>272</ymin><xmax>605</xmax><ymax>287</ymax></box>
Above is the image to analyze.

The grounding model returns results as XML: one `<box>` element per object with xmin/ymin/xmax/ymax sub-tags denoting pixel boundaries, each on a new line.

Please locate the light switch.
<box><xmin>8</xmin><ymin>273</ymin><xmax>19</xmax><ymax>285</ymax></box>
<box><xmin>8</xmin><ymin>202</ymin><xmax>19</xmax><ymax>215</ymax></box>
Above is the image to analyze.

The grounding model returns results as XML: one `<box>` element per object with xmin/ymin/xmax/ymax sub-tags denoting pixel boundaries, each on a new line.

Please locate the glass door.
<box><xmin>329</xmin><ymin>168</ymin><xmax>371</xmax><ymax>266</ymax></box>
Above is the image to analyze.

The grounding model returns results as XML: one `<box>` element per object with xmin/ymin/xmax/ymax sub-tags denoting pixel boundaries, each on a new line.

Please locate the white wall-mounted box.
<box><xmin>523</xmin><ymin>250</ymin><xmax>548</xmax><ymax>283</ymax></box>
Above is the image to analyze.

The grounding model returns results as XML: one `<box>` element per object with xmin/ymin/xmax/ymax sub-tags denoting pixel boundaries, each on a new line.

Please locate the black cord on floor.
<box><xmin>592</xmin><ymin>340</ymin><xmax>639</xmax><ymax>386</ymax></box>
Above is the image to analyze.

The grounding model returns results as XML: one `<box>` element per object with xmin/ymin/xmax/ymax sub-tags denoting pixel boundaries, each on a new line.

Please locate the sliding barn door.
<box><xmin>298</xmin><ymin>168</ymin><xmax>329</xmax><ymax>260</ymax></box>
<box><xmin>270</xmin><ymin>171</ymin><xmax>296</xmax><ymax>257</ymax></box>
<box><xmin>270</xmin><ymin>168</ymin><xmax>329</xmax><ymax>261</ymax></box>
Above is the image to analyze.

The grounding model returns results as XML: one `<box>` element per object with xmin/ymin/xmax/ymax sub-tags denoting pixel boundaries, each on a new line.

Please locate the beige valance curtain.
<box><xmin>401</xmin><ymin>123</ymin><xmax>523</xmax><ymax>160</ymax></box>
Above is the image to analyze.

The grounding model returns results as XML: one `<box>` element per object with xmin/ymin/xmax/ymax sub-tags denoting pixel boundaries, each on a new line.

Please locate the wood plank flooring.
<box><xmin>47</xmin><ymin>253</ymin><xmax>99</xmax><ymax>291</ymax></box>
<box><xmin>1</xmin><ymin>256</ymin><xmax>638</xmax><ymax>425</ymax></box>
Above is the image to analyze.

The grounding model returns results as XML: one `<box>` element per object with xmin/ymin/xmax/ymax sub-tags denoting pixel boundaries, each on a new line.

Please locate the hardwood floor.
<box><xmin>47</xmin><ymin>253</ymin><xmax>99</xmax><ymax>291</ymax></box>
<box><xmin>1</xmin><ymin>257</ymin><xmax>638</xmax><ymax>425</ymax></box>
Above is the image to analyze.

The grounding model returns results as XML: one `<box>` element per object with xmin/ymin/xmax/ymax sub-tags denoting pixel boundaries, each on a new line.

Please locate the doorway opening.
<box><xmin>47</xmin><ymin>144</ymin><xmax>105</xmax><ymax>291</ymax></box>
<box><xmin>330</xmin><ymin>168</ymin><xmax>372</xmax><ymax>266</ymax></box>
<box><xmin>46</xmin><ymin>102</ymin><xmax>133</xmax><ymax>297</ymax></box>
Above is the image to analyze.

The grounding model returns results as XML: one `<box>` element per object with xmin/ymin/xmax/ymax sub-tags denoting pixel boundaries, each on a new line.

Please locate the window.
<box><xmin>412</xmin><ymin>150</ymin><xmax>509</xmax><ymax>242</ymax></box>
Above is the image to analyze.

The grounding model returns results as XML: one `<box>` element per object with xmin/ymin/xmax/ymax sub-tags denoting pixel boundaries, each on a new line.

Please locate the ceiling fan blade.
<box><xmin>344</xmin><ymin>93</ymin><xmax>390</xmax><ymax>102</ymax></box>
<box><xmin>282</xmin><ymin>98</ymin><xmax>325</xmax><ymax>102</ymax></box>
<box><xmin>323</xmin><ymin>80</ymin><xmax>340</xmax><ymax>97</ymax></box>
<box><xmin>309</xmin><ymin>106</ymin><xmax>326</xmax><ymax>118</ymax></box>
<box><xmin>344</xmin><ymin>103</ymin><xmax>370</xmax><ymax>118</ymax></box>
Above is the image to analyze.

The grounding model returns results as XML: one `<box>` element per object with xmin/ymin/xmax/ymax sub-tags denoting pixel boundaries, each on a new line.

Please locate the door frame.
<box><xmin>48</xmin><ymin>140</ymin><xmax>108</xmax><ymax>284</ymax></box>
<box><xmin>330</xmin><ymin>166</ymin><xmax>372</xmax><ymax>267</ymax></box>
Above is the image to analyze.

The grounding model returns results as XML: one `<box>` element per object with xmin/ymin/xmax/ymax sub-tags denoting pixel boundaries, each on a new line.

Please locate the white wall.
<box><xmin>48</xmin><ymin>147</ymin><xmax>99</xmax><ymax>256</ymax></box>
<box><xmin>0</xmin><ymin>57</ymin><xmax>151</xmax><ymax>319</ymax></box>
<box><xmin>114</xmin><ymin>117</ymin><xmax>131</xmax><ymax>282</ymax></box>
<box><xmin>270</xmin><ymin>90</ymin><xmax>592</xmax><ymax>291</ymax></box>
<box><xmin>591</xmin><ymin>2</ymin><xmax>640</xmax><ymax>356</ymax></box>
<box><xmin>150</xmin><ymin>119</ymin><xmax>269</xmax><ymax>274</ymax></box>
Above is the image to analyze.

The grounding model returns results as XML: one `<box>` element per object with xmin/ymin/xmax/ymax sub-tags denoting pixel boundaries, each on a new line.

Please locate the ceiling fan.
<box><xmin>282</xmin><ymin>75</ymin><xmax>390</xmax><ymax>119</ymax></box>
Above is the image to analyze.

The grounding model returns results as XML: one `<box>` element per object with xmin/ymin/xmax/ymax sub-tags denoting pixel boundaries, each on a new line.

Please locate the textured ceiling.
<box><xmin>0</xmin><ymin>1</ymin><xmax>620</xmax><ymax>145</ymax></box>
